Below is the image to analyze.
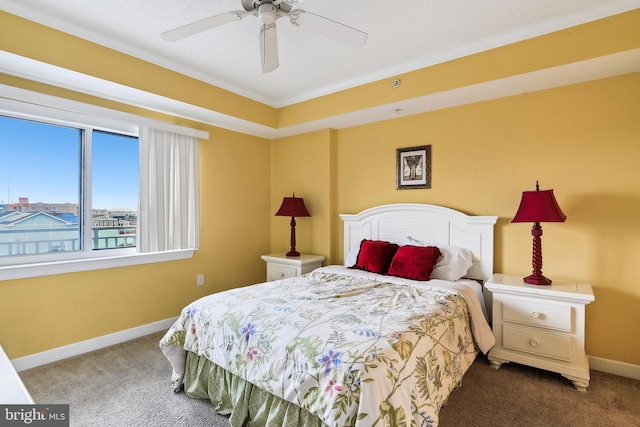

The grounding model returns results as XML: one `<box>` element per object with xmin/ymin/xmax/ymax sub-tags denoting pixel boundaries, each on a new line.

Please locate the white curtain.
<box><xmin>138</xmin><ymin>127</ymin><xmax>200</xmax><ymax>252</ymax></box>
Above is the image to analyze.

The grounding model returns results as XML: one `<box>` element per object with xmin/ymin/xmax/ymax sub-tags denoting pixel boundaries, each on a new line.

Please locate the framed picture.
<box><xmin>396</xmin><ymin>145</ymin><xmax>431</xmax><ymax>190</ymax></box>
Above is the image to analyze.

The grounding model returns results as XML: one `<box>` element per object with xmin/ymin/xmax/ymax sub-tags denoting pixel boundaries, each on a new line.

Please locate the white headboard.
<box><xmin>340</xmin><ymin>204</ymin><xmax>498</xmax><ymax>281</ymax></box>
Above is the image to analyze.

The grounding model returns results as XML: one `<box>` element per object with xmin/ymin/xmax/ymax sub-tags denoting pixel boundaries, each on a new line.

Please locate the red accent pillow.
<box><xmin>351</xmin><ymin>240</ymin><xmax>399</xmax><ymax>274</ymax></box>
<box><xmin>387</xmin><ymin>245</ymin><xmax>442</xmax><ymax>281</ymax></box>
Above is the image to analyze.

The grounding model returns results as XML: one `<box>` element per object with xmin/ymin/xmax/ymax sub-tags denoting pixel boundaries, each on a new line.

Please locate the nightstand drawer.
<box><xmin>503</xmin><ymin>297</ymin><xmax>571</xmax><ymax>332</ymax></box>
<box><xmin>262</xmin><ymin>253</ymin><xmax>325</xmax><ymax>281</ymax></box>
<box><xmin>267</xmin><ymin>264</ymin><xmax>297</xmax><ymax>281</ymax></box>
<box><xmin>503</xmin><ymin>324</ymin><xmax>572</xmax><ymax>361</ymax></box>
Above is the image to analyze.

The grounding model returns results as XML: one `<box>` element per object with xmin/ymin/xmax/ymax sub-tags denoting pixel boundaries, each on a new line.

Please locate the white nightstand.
<box><xmin>261</xmin><ymin>253</ymin><xmax>325</xmax><ymax>281</ymax></box>
<box><xmin>485</xmin><ymin>273</ymin><xmax>595</xmax><ymax>391</ymax></box>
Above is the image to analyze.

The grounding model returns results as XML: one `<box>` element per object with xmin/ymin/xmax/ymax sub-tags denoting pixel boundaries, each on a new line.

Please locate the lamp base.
<box><xmin>286</xmin><ymin>250</ymin><xmax>300</xmax><ymax>257</ymax></box>
<box><xmin>523</xmin><ymin>274</ymin><xmax>552</xmax><ymax>285</ymax></box>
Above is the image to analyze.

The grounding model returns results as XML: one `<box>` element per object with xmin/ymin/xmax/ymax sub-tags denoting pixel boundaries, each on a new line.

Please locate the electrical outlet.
<box><xmin>196</xmin><ymin>274</ymin><xmax>205</xmax><ymax>286</ymax></box>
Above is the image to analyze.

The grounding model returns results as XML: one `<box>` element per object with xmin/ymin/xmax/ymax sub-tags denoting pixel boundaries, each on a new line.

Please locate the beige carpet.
<box><xmin>19</xmin><ymin>331</ymin><xmax>640</xmax><ymax>426</ymax></box>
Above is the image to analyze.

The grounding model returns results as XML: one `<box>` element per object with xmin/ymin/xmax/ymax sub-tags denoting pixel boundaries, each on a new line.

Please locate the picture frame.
<box><xmin>396</xmin><ymin>145</ymin><xmax>431</xmax><ymax>190</ymax></box>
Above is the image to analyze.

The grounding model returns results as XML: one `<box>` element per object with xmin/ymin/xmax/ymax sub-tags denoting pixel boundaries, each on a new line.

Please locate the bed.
<box><xmin>160</xmin><ymin>203</ymin><xmax>498</xmax><ymax>426</ymax></box>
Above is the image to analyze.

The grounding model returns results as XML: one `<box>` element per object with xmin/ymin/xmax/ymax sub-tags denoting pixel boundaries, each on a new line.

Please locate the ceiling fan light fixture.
<box><xmin>258</xmin><ymin>4</ymin><xmax>279</xmax><ymax>25</ymax></box>
<box><xmin>161</xmin><ymin>0</ymin><xmax>368</xmax><ymax>73</ymax></box>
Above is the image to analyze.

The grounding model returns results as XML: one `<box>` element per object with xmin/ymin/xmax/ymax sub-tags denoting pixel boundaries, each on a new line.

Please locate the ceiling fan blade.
<box><xmin>161</xmin><ymin>11</ymin><xmax>246</xmax><ymax>42</ymax></box>
<box><xmin>260</xmin><ymin>23</ymin><xmax>279</xmax><ymax>73</ymax></box>
<box><xmin>288</xmin><ymin>10</ymin><xmax>368</xmax><ymax>49</ymax></box>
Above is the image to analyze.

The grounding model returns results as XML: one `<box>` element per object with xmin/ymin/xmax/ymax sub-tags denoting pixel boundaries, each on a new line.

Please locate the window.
<box><xmin>91</xmin><ymin>130</ymin><xmax>139</xmax><ymax>250</ymax></box>
<box><xmin>0</xmin><ymin>90</ymin><xmax>202</xmax><ymax>281</ymax></box>
<box><xmin>0</xmin><ymin>115</ymin><xmax>139</xmax><ymax>258</ymax></box>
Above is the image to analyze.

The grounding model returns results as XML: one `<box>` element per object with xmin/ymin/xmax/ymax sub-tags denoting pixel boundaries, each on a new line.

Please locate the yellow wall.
<box><xmin>0</xmin><ymin>120</ymin><xmax>272</xmax><ymax>358</ymax></box>
<box><xmin>0</xmin><ymin>11</ymin><xmax>273</xmax><ymax>359</ymax></box>
<box><xmin>270</xmin><ymin>130</ymin><xmax>334</xmax><ymax>258</ymax></box>
<box><xmin>282</xmin><ymin>73</ymin><xmax>640</xmax><ymax>365</ymax></box>
<box><xmin>267</xmin><ymin>10</ymin><xmax>640</xmax><ymax>366</ymax></box>
<box><xmin>0</xmin><ymin>10</ymin><xmax>277</xmax><ymax>128</ymax></box>
<box><xmin>277</xmin><ymin>9</ymin><xmax>640</xmax><ymax>127</ymax></box>
<box><xmin>0</xmin><ymin>9</ymin><xmax>639</xmax><ymax>368</ymax></box>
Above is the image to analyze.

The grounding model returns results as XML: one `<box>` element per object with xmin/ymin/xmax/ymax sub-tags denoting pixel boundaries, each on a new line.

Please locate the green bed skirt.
<box><xmin>184</xmin><ymin>351</ymin><xmax>327</xmax><ymax>427</ymax></box>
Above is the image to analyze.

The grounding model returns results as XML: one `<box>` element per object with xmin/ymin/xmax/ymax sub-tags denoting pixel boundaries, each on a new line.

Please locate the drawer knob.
<box><xmin>280</xmin><ymin>272</ymin><xmax>285</xmax><ymax>277</ymax></box>
<box><xmin>530</xmin><ymin>339</ymin><xmax>539</xmax><ymax>347</ymax></box>
<box><xmin>530</xmin><ymin>311</ymin><xmax>540</xmax><ymax>318</ymax></box>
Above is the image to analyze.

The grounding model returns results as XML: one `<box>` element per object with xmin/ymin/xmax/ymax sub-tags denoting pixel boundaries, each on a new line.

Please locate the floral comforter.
<box><xmin>160</xmin><ymin>265</ymin><xmax>494</xmax><ymax>426</ymax></box>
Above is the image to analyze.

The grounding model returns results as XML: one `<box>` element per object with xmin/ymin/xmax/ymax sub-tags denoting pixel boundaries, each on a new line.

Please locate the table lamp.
<box><xmin>275</xmin><ymin>193</ymin><xmax>311</xmax><ymax>257</ymax></box>
<box><xmin>512</xmin><ymin>181</ymin><xmax>566</xmax><ymax>285</ymax></box>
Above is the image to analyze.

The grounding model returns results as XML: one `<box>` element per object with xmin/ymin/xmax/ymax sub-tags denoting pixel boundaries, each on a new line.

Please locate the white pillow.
<box><xmin>345</xmin><ymin>245</ymin><xmax>360</xmax><ymax>267</ymax></box>
<box><xmin>401</xmin><ymin>236</ymin><xmax>474</xmax><ymax>281</ymax></box>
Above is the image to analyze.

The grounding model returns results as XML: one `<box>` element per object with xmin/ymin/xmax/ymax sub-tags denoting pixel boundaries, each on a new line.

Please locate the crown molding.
<box><xmin>1</xmin><ymin>49</ymin><xmax>639</xmax><ymax>139</ymax></box>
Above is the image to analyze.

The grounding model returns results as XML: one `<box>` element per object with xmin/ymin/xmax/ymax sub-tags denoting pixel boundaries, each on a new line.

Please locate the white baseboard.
<box><xmin>589</xmin><ymin>355</ymin><xmax>640</xmax><ymax>381</ymax></box>
<box><xmin>11</xmin><ymin>317</ymin><xmax>177</xmax><ymax>372</ymax></box>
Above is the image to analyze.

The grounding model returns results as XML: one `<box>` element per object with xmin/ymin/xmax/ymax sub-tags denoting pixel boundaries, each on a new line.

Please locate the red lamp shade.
<box><xmin>512</xmin><ymin>182</ymin><xmax>566</xmax><ymax>285</ymax></box>
<box><xmin>275</xmin><ymin>195</ymin><xmax>311</xmax><ymax>218</ymax></box>
<box><xmin>512</xmin><ymin>189</ymin><xmax>566</xmax><ymax>223</ymax></box>
<box><xmin>275</xmin><ymin>193</ymin><xmax>311</xmax><ymax>257</ymax></box>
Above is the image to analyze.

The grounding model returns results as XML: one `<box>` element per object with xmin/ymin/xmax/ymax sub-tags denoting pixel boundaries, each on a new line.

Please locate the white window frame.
<box><xmin>0</xmin><ymin>91</ymin><xmax>205</xmax><ymax>281</ymax></box>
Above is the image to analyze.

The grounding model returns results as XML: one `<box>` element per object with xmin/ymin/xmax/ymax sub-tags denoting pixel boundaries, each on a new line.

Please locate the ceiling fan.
<box><xmin>161</xmin><ymin>0</ymin><xmax>368</xmax><ymax>73</ymax></box>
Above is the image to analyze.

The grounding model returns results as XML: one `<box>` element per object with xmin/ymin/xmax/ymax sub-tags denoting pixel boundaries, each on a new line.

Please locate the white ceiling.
<box><xmin>2</xmin><ymin>0</ymin><xmax>639</xmax><ymax>108</ymax></box>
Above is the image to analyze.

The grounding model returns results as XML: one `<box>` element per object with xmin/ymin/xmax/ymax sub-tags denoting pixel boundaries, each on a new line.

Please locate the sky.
<box><xmin>0</xmin><ymin>115</ymin><xmax>139</xmax><ymax>210</ymax></box>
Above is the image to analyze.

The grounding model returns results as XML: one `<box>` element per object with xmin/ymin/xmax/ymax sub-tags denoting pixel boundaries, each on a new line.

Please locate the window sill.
<box><xmin>0</xmin><ymin>249</ymin><xmax>195</xmax><ymax>281</ymax></box>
